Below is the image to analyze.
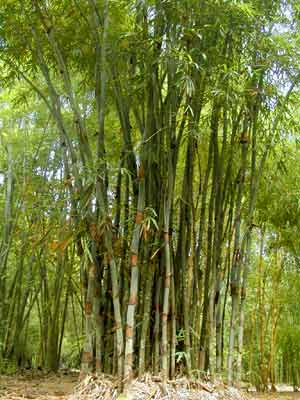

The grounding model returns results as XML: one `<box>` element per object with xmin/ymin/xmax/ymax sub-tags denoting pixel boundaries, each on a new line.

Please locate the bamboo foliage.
<box><xmin>0</xmin><ymin>0</ymin><xmax>299</xmax><ymax>387</ymax></box>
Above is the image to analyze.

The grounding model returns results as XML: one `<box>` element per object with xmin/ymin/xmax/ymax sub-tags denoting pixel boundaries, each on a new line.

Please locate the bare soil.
<box><xmin>249</xmin><ymin>394</ymin><xmax>300</xmax><ymax>400</ymax></box>
<box><xmin>0</xmin><ymin>373</ymin><xmax>243</xmax><ymax>400</ymax></box>
<box><xmin>0</xmin><ymin>372</ymin><xmax>79</xmax><ymax>399</ymax></box>
<box><xmin>2</xmin><ymin>373</ymin><xmax>297</xmax><ymax>400</ymax></box>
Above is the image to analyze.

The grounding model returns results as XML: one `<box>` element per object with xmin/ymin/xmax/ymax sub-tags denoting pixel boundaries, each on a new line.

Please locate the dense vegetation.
<box><xmin>0</xmin><ymin>0</ymin><xmax>300</xmax><ymax>391</ymax></box>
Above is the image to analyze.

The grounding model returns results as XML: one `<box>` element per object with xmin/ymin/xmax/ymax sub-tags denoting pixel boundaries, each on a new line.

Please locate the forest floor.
<box><xmin>0</xmin><ymin>372</ymin><xmax>299</xmax><ymax>400</ymax></box>
<box><xmin>0</xmin><ymin>371</ymin><xmax>78</xmax><ymax>399</ymax></box>
<box><xmin>250</xmin><ymin>394</ymin><xmax>300</xmax><ymax>400</ymax></box>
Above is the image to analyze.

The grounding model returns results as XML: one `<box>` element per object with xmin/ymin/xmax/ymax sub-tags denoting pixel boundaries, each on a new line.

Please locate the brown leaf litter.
<box><xmin>70</xmin><ymin>374</ymin><xmax>247</xmax><ymax>400</ymax></box>
<box><xmin>0</xmin><ymin>371</ymin><xmax>248</xmax><ymax>400</ymax></box>
<box><xmin>0</xmin><ymin>371</ymin><xmax>78</xmax><ymax>399</ymax></box>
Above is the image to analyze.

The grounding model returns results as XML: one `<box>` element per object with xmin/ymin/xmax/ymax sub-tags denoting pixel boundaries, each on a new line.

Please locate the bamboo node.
<box><xmin>241</xmin><ymin>287</ymin><xmax>246</xmax><ymax>299</ymax></box>
<box><xmin>85</xmin><ymin>301</ymin><xmax>93</xmax><ymax>315</ymax></box>
<box><xmin>138</xmin><ymin>163</ymin><xmax>145</xmax><ymax>179</ymax></box>
<box><xmin>135</xmin><ymin>211</ymin><xmax>143</xmax><ymax>224</ymax></box>
<box><xmin>239</xmin><ymin>132</ymin><xmax>249</xmax><ymax>144</ymax></box>
<box><xmin>230</xmin><ymin>284</ymin><xmax>239</xmax><ymax>296</ymax></box>
<box><xmin>95</xmin><ymin>359</ymin><xmax>102</xmax><ymax>372</ymax></box>
<box><xmin>161</xmin><ymin>312</ymin><xmax>168</xmax><ymax>321</ymax></box>
<box><xmin>128</xmin><ymin>294</ymin><xmax>137</xmax><ymax>305</ymax></box>
<box><xmin>126</xmin><ymin>325</ymin><xmax>133</xmax><ymax>337</ymax></box>
<box><xmin>131</xmin><ymin>253</ymin><xmax>138</xmax><ymax>266</ymax></box>
<box><xmin>82</xmin><ymin>351</ymin><xmax>93</xmax><ymax>363</ymax></box>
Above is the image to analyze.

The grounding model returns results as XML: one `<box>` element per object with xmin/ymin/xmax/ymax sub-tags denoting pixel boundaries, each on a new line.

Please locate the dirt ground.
<box><xmin>1</xmin><ymin>373</ymin><xmax>300</xmax><ymax>400</ymax></box>
<box><xmin>249</xmin><ymin>394</ymin><xmax>300</xmax><ymax>400</ymax></box>
<box><xmin>0</xmin><ymin>372</ymin><xmax>79</xmax><ymax>399</ymax></box>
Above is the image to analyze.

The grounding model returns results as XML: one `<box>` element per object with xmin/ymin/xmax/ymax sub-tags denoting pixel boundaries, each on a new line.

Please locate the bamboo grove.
<box><xmin>0</xmin><ymin>0</ymin><xmax>300</xmax><ymax>388</ymax></box>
